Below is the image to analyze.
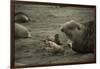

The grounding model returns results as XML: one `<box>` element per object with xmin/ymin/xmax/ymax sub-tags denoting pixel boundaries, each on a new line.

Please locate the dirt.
<box><xmin>14</xmin><ymin>3</ymin><xmax>95</xmax><ymax>66</ymax></box>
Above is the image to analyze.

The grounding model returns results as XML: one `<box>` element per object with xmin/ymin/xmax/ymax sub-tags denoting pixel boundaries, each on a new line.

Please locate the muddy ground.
<box><xmin>14</xmin><ymin>2</ymin><xmax>96</xmax><ymax>66</ymax></box>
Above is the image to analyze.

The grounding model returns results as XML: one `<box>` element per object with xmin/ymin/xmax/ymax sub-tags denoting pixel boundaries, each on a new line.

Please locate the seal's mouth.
<box><xmin>67</xmin><ymin>40</ymin><xmax>73</xmax><ymax>48</ymax></box>
<box><xmin>67</xmin><ymin>43</ymin><xmax>72</xmax><ymax>48</ymax></box>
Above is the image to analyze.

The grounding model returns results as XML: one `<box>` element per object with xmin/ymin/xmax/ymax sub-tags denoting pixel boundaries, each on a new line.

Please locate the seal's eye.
<box><xmin>61</xmin><ymin>28</ymin><xmax>64</xmax><ymax>32</ymax></box>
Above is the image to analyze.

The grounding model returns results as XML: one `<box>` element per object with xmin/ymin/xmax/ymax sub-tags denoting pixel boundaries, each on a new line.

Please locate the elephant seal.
<box><xmin>15</xmin><ymin>12</ymin><xmax>30</xmax><ymax>23</ymax></box>
<box><xmin>15</xmin><ymin>23</ymin><xmax>32</xmax><ymax>39</ymax></box>
<box><xmin>61</xmin><ymin>20</ymin><xmax>95</xmax><ymax>53</ymax></box>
